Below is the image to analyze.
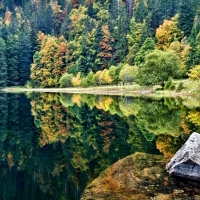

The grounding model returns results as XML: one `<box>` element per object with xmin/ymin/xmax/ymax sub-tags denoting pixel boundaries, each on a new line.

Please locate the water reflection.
<box><xmin>0</xmin><ymin>93</ymin><xmax>200</xmax><ymax>199</ymax></box>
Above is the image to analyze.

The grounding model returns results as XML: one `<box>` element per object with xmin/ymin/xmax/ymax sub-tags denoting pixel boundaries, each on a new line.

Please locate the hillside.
<box><xmin>0</xmin><ymin>0</ymin><xmax>200</xmax><ymax>90</ymax></box>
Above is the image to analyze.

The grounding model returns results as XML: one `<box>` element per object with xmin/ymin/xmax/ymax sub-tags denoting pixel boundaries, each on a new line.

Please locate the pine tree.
<box><xmin>178</xmin><ymin>0</ymin><xmax>196</xmax><ymax>37</ymax></box>
<box><xmin>95</xmin><ymin>24</ymin><xmax>114</xmax><ymax>70</ymax></box>
<box><xmin>60</xmin><ymin>13</ymin><xmax>72</xmax><ymax>40</ymax></box>
<box><xmin>0</xmin><ymin>37</ymin><xmax>7</xmax><ymax>87</ymax></box>
<box><xmin>88</xmin><ymin>2</ymin><xmax>96</xmax><ymax>19</ymax></box>
<box><xmin>134</xmin><ymin>0</ymin><xmax>147</xmax><ymax>23</ymax></box>
<box><xmin>114</xmin><ymin>5</ymin><xmax>129</xmax><ymax>63</ymax></box>
<box><xmin>45</xmin><ymin>5</ymin><xmax>54</xmax><ymax>34</ymax></box>
<box><xmin>126</xmin><ymin>18</ymin><xmax>143</xmax><ymax>65</ymax></box>
<box><xmin>108</xmin><ymin>0</ymin><xmax>119</xmax><ymax>20</ymax></box>
<box><xmin>35</xmin><ymin>8</ymin><xmax>47</xmax><ymax>33</ymax></box>
<box><xmin>134</xmin><ymin>37</ymin><xmax>155</xmax><ymax>66</ymax></box>
<box><xmin>6</xmin><ymin>35</ymin><xmax>20</xmax><ymax>86</ymax></box>
<box><xmin>18</xmin><ymin>33</ymin><xmax>33</xmax><ymax>86</ymax></box>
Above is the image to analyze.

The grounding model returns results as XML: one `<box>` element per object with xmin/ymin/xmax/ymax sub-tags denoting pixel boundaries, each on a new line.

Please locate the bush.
<box><xmin>119</xmin><ymin>64</ymin><xmax>138</xmax><ymax>85</ymax></box>
<box><xmin>59</xmin><ymin>73</ymin><xmax>73</xmax><ymax>88</ymax></box>
<box><xmin>164</xmin><ymin>77</ymin><xmax>175</xmax><ymax>90</ymax></box>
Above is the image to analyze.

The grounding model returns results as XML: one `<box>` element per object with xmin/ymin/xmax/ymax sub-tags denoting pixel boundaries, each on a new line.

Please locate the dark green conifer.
<box><xmin>6</xmin><ymin>35</ymin><xmax>19</xmax><ymax>86</ymax></box>
<box><xmin>0</xmin><ymin>37</ymin><xmax>7</xmax><ymax>87</ymax></box>
<box><xmin>135</xmin><ymin>0</ymin><xmax>147</xmax><ymax>23</ymax></box>
<box><xmin>178</xmin><ymin>0</ymin><xmax>196</xmax><ymax>37</ymax></box>
<box><xmin>18</xmin><ymin>33</ymin><xmax>33</xmax><ymax>86</ymax></box>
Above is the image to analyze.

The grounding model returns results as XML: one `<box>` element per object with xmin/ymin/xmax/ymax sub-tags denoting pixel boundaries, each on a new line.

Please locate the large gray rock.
<box><xmin>166</xmin><ymin>132</ymin><xmax>200</xmax><ymax>181</ymax></box>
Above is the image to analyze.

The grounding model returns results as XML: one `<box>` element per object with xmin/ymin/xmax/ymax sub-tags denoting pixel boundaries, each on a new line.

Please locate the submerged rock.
<box><xmin>81</xmin><ymin>152</ymin><xmax>200</xmax><ymax>200</ymax></box>
<box><xmin>166</xmin><ymin>132</ymin><xmax>200</xmax><ymax>181</ymax></box>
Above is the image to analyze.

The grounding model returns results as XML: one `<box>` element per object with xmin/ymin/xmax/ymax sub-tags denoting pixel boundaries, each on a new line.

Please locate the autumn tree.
<box><xmin>30</xmin><ymin>35</ymin><xmax>67</xmax><ymax>87</ymax></box>
<box><xmin>95</xmin><ymin>24</ymin><xmax>114</xmax><ymax>70</ymax></box>
<box><xmin>156</xmin><ymin>15</ymin><xmax>184</xmax><ymax>51</ymax></box>
<box><xmin>187</xmin><ymin>65</ymin><xmax>200</xmax><ymax>81</ymax></box>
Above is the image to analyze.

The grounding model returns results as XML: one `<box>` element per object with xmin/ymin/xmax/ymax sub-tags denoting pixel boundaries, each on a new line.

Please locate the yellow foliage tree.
<box><xmin>187</xmin><ymin>65</ymin><xmax>200</xmax><ymax>81</ymax></box>
<box><xmin>156</xmin><ymin>15</ymin><xmax>184</xmax><ymax>51</ymax></box>
<box><xmin>72</xmin><ymin>72</ymin><xmax>82</xmax><ymax>86</ymax></box>
<box><xmin>30</xmin><ymin>34</ymin><xmax>67</xmax><ymax>87</ymax></box>
<box><xmin>101</xmin><ymin>69</ymin><xmax>113</xmax><ymax>85</ymax></box>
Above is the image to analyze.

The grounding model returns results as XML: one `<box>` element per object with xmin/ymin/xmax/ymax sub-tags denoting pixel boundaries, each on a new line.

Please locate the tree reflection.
<box><xmin>0</xmin><ymin>93</ymin><xmax>199</xmax><ymax>199</ymax></box>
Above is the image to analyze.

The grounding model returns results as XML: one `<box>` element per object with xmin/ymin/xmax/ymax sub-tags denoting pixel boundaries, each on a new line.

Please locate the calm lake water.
<box><xmin>0</xmin><ymin>92</ymin><xmax>200</xmax><ymax>200</ymax></box>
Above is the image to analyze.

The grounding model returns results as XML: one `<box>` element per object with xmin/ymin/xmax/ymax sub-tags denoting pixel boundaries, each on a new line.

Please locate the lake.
<box><xmin>0</xmin><ymin>92</ymin><xmax>200</xmax><ymax>200</ymax></box>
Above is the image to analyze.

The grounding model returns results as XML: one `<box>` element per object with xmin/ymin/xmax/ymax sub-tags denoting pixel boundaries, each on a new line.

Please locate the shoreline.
<box><xmin>1</xmin><ymin>86</ymin><xmax>198</xmax><ymax>98</ymax></box>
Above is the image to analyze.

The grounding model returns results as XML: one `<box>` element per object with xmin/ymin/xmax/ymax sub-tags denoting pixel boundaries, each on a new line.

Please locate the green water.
<box><xmin>0</xmin><ymin>92</ymin><xmax>200</xmax><ymax>200</ymax></box>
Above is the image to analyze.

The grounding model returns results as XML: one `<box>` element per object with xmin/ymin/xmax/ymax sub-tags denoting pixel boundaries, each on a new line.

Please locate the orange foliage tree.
<box><xmin>96</xmin><ymin>24</ymin><xmax>114</xmax><ymax>69</ymax></box>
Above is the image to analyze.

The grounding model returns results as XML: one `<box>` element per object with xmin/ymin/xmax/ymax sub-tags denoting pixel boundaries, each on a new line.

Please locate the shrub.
<box><xmin>59</xmin><ymin>73</ymin><xmax>73</xmax><ymax>87</ymax></box>
<box><xmin>164</xmin><ymin>77</ymin><xmax>175</xmax><ymax>90</ymax></box>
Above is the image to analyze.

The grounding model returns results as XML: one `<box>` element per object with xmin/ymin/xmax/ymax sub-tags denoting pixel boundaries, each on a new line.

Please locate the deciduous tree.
<box><xmin>138</xmin><ymin>50</ymin><xmax>181</xmax><ymax>86</ymax></box>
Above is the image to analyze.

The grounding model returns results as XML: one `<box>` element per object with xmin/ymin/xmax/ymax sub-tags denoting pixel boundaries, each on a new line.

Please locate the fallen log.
<box><xmin>166</xmin><ymin>132</ymin><xmax>200</xmax><ymax>181</ymax></box>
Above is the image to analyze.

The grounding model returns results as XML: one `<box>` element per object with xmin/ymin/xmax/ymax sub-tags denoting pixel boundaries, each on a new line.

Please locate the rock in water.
<box><xmin>166</xmin><ymin>132</ymin><xmax>200</xmax><ymax>181</ymax></box>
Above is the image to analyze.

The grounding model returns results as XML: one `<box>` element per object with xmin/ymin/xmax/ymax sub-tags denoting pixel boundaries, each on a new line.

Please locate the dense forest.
<box><xmin>0</xmin><ymin>0</ymin><xmax>200</xmax><ymax>88</ymax></box>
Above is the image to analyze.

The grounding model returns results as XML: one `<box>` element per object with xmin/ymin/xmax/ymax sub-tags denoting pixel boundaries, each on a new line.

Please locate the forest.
<box><xmin>0</xmin><ymin>0</ymin><xmax>200</xmax><ymax>88</ymax></box>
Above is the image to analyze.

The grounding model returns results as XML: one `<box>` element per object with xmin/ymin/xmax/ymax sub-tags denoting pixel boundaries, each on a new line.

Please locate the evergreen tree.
<box><xmin>95</xmin><ymin>24</ymin><xmax>114</xmax><ymax>70</ymax></box>
<box><xmin>18</xmin><ymin>33</ymin><xmax>33</xmax><ymax>86</ymax></box>
<box><xmin>6</xmin><ymin>34</ymin><xmax>20</xmax><ymax>86</ymax></box>
<box><xmin>60</xmin><ymin>13</ymin><xmax>72</xmax><ymax>40</ymax></box>
<box><xmin>0</xmin><ymin>37</ymin><xmax>7</xmax><ymax>87</ymax></box>
<box><xmin>88</xmin><ymin>2</ymin><xmax>96</xmax><ymax>19</ymax></box>
<box><xmin>0</xmin><ymin>23</ymin><xmax>9</xmax><ymax>41</ymax></box>
<box><xmin>178</xmin><ymin>0</ymin><xmax>196</xmax><ymax>37</ymax></box>
<box><xmin>126</xmin><ymin>18</ymin><xmax>143</xmax><ymax>65</ymax></box>
<box><xmin>146</xmin><ymin>0</ymin><xmax>179</xmax><ymax>33</ymax></box>
<box><xmin>189</xmin><ymin>4</ymin><xmax>200</xmax><ymax>46</ymax></box>
<box><xmin>76</xmin><ymin>30</ymin><xmax>92</xmax><ymax>74</ymax></box>
<box><xmin>7</xmin><ymin>16</ymin><xmax>19</xmax><ymax>35</ymax></box>
<box><xmin>115</xmin><ymin>5</ymin><xmax>129</xmax><ymax>62</ymax></box>
<box><xmin>134</xmin><ymin>0</ymin><xmax>147</xmax><ymax>23</ymax></box>
<box><xmin>35</xmin><ymin>8</ymin><xmax>47</xmax><ymax>33</ymax></box>
<box><xmin>134</xmin><ymin>37</ymin><xmax>155</xmax><ymax>66</ymax></box>
<box><xmin>108</xmin><ymin>0</ymin><xmax>119</xmax><ymax>20</ymax></box>
<box><xmin>45</xmin><ymin>5</ymin><xmax>54</xmax><ymax>34</ymax></box>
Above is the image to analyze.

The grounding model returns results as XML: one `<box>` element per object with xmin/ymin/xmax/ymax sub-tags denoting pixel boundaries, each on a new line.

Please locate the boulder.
<box><xmin>166</xmin><ymin>132</ymin><xmax>200</xmax><ymax>181</ymax></box>
<box><xmin>81</xmin><ymin>152</ymin><xmax>200</xmax><ymax>200</ymax></box>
